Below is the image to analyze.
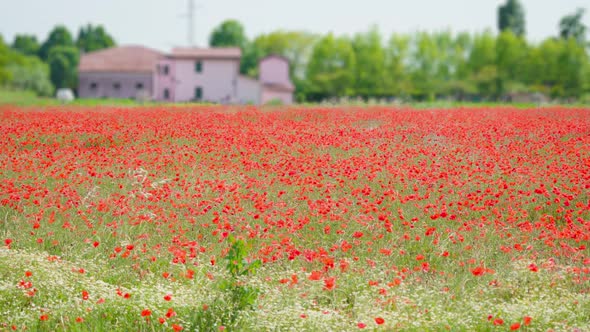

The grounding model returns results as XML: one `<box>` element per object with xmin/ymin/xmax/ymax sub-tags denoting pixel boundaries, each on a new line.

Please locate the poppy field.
<box><xmin>0</xmin><ymin>105</ymin><xmax>589</xmax><ymax>331</ymax></box>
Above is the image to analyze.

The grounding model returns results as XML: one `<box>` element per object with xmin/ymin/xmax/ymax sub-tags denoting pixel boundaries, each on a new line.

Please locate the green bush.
<box><xmin>6</xmin><ymin>56</ymin><xmax>54</xmax><ymax>96</ymax></box>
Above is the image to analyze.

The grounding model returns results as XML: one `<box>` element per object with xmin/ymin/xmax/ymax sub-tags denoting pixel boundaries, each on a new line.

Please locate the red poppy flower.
<box><xmin>523</xmin><ymin>316</ymin><xmax>532</xmax><ymax>326</ymax></box>
<box><xmin>471</xmin><ymin>266</ymin><xmax>485</xmax><ymax>276</ymax></box>
<box><xmin>324</xmin><ymin>276</ymin><xmax>336</xmax><ymax>290</ymax></box>
<box><xmin>309</xmin><ymin>270</ymin><xmax>322</xmax><ymax>281</ymax></box>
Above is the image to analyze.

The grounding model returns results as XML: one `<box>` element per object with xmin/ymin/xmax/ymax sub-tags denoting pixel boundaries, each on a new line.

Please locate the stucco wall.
<box><xmin>78</xmin><ymin>72</ymin><xmax>153</xmax><ymax>99</ymax></box>
<box><xmin>154</xmin><ymin>59</ymin><xmax>176</xmax><ymax>101</ymax></box>
<box><xmin>165</xmin><ymin>58</ymin><xmax>239</xmax><ymax>103</ymax></box>
<box><xmin>261</xmin><ymin>87</ymin><xmax>293</xmax><ymax>105</ymax></box>
<box><xmin>237</xmin><ymin>76</ymin><xmax>260</xmax><ymax>104</ymax></box>
<box><xmin>259</xmin><ymin>57</ymin><xmax>290</xmax><ymax>86</ymax></box>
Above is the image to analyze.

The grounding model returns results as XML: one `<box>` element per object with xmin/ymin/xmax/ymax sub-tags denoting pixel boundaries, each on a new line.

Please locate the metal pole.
<box><xmin>188</xmin><ymin>0</ymin><xmax>194</xmax><ymax>46</ymax></box>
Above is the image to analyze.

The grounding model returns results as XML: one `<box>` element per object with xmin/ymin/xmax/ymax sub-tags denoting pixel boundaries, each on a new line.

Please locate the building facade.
<box><xmin>78</xmin><ymin>46</ymin><xmax>163</xmax><ymax>99</ymax></box>
<box><xmin>258</xmin><ymin>55</ymin><xmax>295</xmax><ymax>104</ymax></box>
<box><xmin>78</xmin><ymin>46</ymin><xmax>294</xmax><ymax>104</ymax></box>
<box><xmin>154</xmin><ymin>48</ymin><xmax>241</xmax><ymax>103</ymax></box>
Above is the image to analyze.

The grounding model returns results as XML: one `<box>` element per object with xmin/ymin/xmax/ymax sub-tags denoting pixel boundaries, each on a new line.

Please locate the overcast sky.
<box><xmin>1</xmin><ymin>0</ymin><xmax>588</xmax><ymax>51</ymax></box>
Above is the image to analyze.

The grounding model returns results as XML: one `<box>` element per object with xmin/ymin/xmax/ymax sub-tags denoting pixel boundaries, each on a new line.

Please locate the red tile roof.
<box><xmin>78</xmin><ymin>45</ymin><xmax>163</xmax><ymax>73</ymax></box>
<box><xmin>170</xmin><ymin>47</ymin><xmax>241</xmax><ymax>59</ymax></box>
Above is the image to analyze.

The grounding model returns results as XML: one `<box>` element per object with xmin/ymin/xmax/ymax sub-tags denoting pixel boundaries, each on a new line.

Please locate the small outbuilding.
<box><xmin>258</xmin><ymin>55</ymin><xmax>295</xmax><ymax>105</ymax></box>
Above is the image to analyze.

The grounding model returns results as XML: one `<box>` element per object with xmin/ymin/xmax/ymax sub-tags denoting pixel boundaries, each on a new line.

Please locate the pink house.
<box><xmin>258</xmin><ymin>55</ymin><xmax>295</xmax><ymax>104</ymax></box>
<box><xmin>155</xmin><ymin>47</ymin><xmax>241</xmax><ymax>103</ymax></box>
<box><xmin>78</xmin><ymin>46</ymin><xmax>163</xmax><ymax>99</ymax></box>
<box><xmin>79</xmin><ymin>46</ymin><xmax>295</xmax><ymax>104</ymax></box>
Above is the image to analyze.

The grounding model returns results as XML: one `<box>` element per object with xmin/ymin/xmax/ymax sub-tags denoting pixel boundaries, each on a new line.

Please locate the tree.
<box><xmin>559</xmin><ymin>8</ymin><xmax>587</xmax><ymax>45</ymax></box>
<box><xmin>6</xmin><ymin>56</ymin><xmax>54</xmax><ymax>96</ymax></box>
<box><xmin>437</xmin><ymin>32</ymin><xmax>477</xmax><ymax>100</ymax></box>
<box><xmin>409</xmin><ymin>32</ymin><xmax>442</xmax><ymax>100</ymax></box>
<box><xmin>38</xmin><ymin>25</ymin><xmax>74</xmax><ymax>60</ymax></box>
<box><xmin>467</xmin><ymin>31</ymin><xmax>498</xmax><ymax>99</ymax></box>
<box><xmin>1</xmin><ymin>34</ymin><xmax>54</xmax><ymax>95</ymax></box>
<box><xmin>352</xmin><ymin>26</ymin><xmax>386</xmax><ymax>98</ymax></box>
<box><xmin>385</xmin><ymin>34</ymin><xmax>411</xmax><ymax>97</ymax></box>
<box><xmin>556</xmin><ymin>38</ymin><xmax>589</xmax><ymax>99</ymax></box>
<box><xmin>0</xmin><ymin>35</ymin><xmax>13</xmax><ymax>84</ymax></box>
<box><xmin>209</xmin><ymin>20</ymin><xmax>250</xmax><ymax>74</ymax></box>
<box><xmin>523</xmin><ymin>38</ymin><xmax>562</xmax><ymax>96</ymax></box>
<box><xmin>47</xmin><ymin>46</ymin><xmax>79</xmax><ymax>90</ymax></box>
<box><xmin>76</xmin><ymin>24</ymin><xmax>115</xmax><ymax>53</ymax></box>
<box><xmin>496</xmin><ymin>30</ymin><xmax>529</xmax><ymax>95</ymax></box>
<box><xmin>306</xmin><ymin>34</ymin><xmax>356</xmax><ymax>100</ymax></box>
<box><xmin>498</xmin><ymin>0</ymin><xmax>526</xmax><ymax>37</ymax></box>
<box><xmin>209</xmin><ymin>20</ymin><xmax>248</xmax><ymax>48</ymax></box>
<box><xmin>12</xmin><ymin>35</ymin><xmax>40</xmax><ymax>56</ymax></box>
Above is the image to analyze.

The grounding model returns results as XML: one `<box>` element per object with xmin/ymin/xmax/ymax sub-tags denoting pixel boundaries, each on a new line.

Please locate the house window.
<box><xmin>136</xmin><ymin>82</ymin><xmax>144</xmax><ymax>90</ymax></box>
<box><xmin>195</xmin><ymin>87</ymin><xmax>202</xmax><ymax>100</ymax></box>
<box><xmin>113</xmin><ymin>82</ymin><xmax>121</xmax><ymax>90</ymax></box>
<box><xmin>90</xmin><ymin>82</ymin><xmax>98</xmax><ymax>90</ymax></box>
<box><xmin>195</xmin><ymin>61</ymin><xmax>202</xmax><ymax>73</ymax></box>
<box><xmin>163</xmin><ymin>88</ymin><xmax>170</xmax><ymax>100</ymax></box>
<box><xmin>159</xmin><ymin>64</ymin><xmax>169</xmax><ymax>75</ymax></box>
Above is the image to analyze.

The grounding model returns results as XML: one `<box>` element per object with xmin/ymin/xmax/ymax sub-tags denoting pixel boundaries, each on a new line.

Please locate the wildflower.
<box><xmin>493</xmin><ymin>318</ymin><xmax>504</xmax><ymax>326</ymax></box>
<box><xmin>324</xmin><ymin>277</ymin><xmax>336</xmax><ymax>290</ymax></box>
<box><xmin>471</xmin><ymin>266</ymin><xmax>485</xmax><ymax>276</ymax></box>
<box><xmin>523</xmin><ymin>316</ymin><xmax>532</xmax><ymax>326</ymax></box>
<box><xmin>309</xmin><ymin>270</ymin><xmax>322</xmax><ymax>281</ymax></box>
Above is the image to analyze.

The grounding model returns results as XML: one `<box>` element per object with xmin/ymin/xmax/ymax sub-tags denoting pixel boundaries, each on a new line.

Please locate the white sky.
<box><xmin>1</xmin><ymin>0</ymin><xmax>588</xmax><ymax>51</ymax></box>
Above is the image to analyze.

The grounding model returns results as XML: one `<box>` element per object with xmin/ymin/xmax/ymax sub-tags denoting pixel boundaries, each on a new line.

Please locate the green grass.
<box><xmin>0</xmin><ymin>89</ymin><xmax>147</xmax><ymax>107</ymax></box>
<box><xmin>3</xmin><ymin>88</ymin><xmax>589</xmax><ymax>109</ymax></box>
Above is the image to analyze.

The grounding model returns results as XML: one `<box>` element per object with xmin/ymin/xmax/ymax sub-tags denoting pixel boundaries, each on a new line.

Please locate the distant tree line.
<box><xmin>211</xmin><ymin>2</ymin><xmax>589</xmax><ymax>102</ymax></box>
<box><xmin>1</xmin><ymin>24</ymin><xmax>115</xmax><ymax>96</ymax></box>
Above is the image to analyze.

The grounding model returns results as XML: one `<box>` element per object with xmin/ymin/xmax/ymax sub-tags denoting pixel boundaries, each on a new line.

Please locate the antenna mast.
<box><xmin>188</xmin><ymin>0</ymin><xmax>195</xmax><ymax>46</ymax></box>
